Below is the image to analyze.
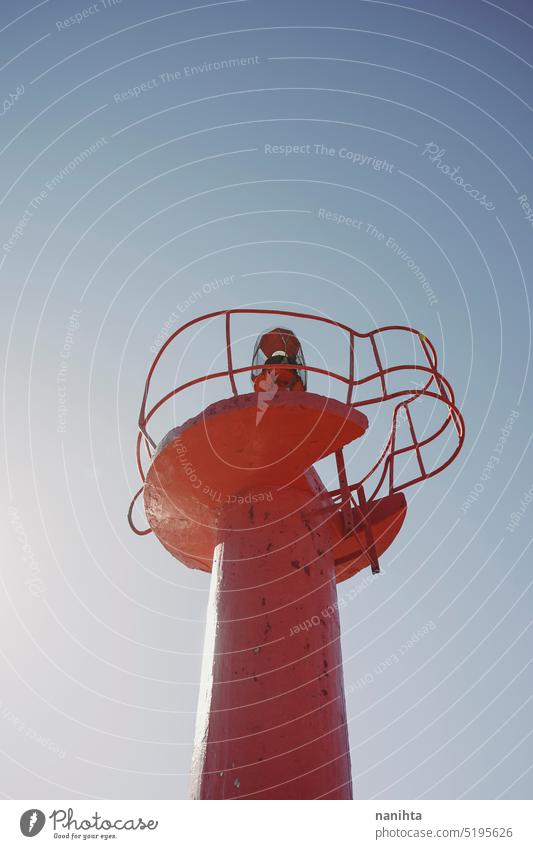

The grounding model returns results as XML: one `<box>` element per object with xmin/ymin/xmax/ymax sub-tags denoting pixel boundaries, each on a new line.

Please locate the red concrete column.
<box><xmin>190</xmin><ymin>484</ymin><xmax>352</xmax><ymax>800</ymax></box>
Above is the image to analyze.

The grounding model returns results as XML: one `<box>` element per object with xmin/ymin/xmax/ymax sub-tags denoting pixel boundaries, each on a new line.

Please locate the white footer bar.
<box><xmin>1</xmin><ymin>800</ymin><xmax>531</xmax><ymax>848</ymax></box>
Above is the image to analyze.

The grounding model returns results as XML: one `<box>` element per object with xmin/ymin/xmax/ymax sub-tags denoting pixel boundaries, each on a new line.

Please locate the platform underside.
<box><xmin>144</xmin><ymin>391</ymin><xmax>405</xmax><ymax>580</ymax></box>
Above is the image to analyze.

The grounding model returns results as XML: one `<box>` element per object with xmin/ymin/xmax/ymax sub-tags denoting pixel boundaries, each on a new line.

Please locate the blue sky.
<box><xmin>1</xmin><ymin>0</ymin><xmax>532</xmax><ymax>799</ymax></box>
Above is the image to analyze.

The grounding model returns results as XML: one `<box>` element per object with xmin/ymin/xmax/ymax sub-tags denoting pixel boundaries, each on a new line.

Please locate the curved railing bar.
<box><xmin>346</xmin><ymin>330</ymin><xmax>355</xmax><ymax>405</ymax></box>
<box><xmin>140</xmin><ymin>361</ymin><xmax>456</xmax><ymax>448</ymax></box>
<box><xmin>135</xmin><ymin>362</ymin><xmax>463</xmax><ymax>493</ymax></box>
<box><xmin>138</xmin><ymin>308</ymin><xmax>439</xmax><ymax>445</ymax></box>
<box><xmin>329</xmin><ymin>393</ymin><xmax>464</xmax><ymax>502</ymax></box>
<box><xmin>127</xmin><ymin>486</ymin><xmax>152</xmax><ymax>536</ymax></box>
<box><xmin>225</xmin><ymin>312</ymin><xmax>238</xmax><ymax>397</ymax></box>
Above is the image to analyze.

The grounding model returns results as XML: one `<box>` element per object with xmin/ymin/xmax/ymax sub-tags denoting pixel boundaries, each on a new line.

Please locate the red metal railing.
<box><xmin>128</xmin><ymin>309</ymin><xmax>465</xmax><ymax>535</ymax></box>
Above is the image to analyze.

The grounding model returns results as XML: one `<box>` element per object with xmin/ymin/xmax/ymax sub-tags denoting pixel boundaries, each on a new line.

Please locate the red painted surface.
<box><xmin>330</xmin><ymin>490</ymin><xmax>407</xmax><ymax>582</ymax></box>
<box><xmin>143</xmin><ymin>391</ymin><xmax>406</xmax><ymax>580</ymax></box>
<box><xmin>143</xmin><ymin>391</ymin><xmax>366</xmax><ymax>567</ymax></box>
<box><xmin>190</xmin><ymin>485</ymin><xmax>352</xmax><ymax>800</ymax></box>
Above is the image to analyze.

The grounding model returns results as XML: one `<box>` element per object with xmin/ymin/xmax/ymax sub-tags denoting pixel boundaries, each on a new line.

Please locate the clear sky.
<box><xmin>1</xmin><ymin>0</ymin><xmax>532</xmax><ymax>800</ymax></box>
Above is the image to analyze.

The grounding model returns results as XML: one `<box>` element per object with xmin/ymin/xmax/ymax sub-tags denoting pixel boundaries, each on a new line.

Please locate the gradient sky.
<box><xmin>1</xmin><ymin>0</ymin><xmax>532</xmax><ymax>800</ymax></box>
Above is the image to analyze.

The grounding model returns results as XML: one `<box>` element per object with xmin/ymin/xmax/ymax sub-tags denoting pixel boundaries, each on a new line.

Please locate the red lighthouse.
<box><xmin>129</xmin><ymin>309</ymin><xmax>464</xmax><ymax>799</ymax></box>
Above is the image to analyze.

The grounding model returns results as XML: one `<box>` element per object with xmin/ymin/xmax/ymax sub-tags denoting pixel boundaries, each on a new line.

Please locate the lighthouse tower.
<box><xmin>129</xmin><ymin>309</ymin><xmax>464</xmax><ymax>800</ymax></box>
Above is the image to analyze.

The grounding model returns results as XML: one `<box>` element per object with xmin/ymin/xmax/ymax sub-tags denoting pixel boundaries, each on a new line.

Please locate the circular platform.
<box><xmin>144</xmin><ymin>391</ymin><xmax>367</xmax><ymax>571</ymax></box>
